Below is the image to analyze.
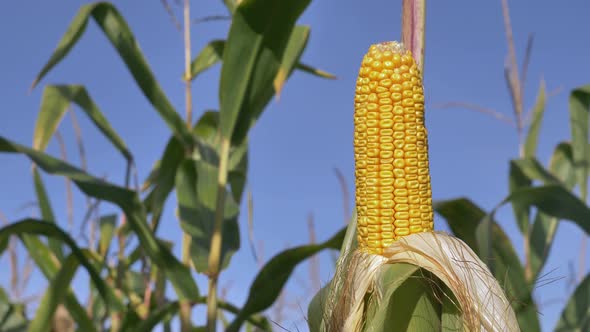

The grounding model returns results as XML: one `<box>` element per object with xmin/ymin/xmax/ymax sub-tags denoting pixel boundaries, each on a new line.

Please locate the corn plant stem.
<box><xmin>112</xmin><ymin>215</ymin><xmax>126</xmax><ymax>332</ymax></box>
<box><xmin>184</xmin><ymin>0</ymin><xmax>193</xmax><ymax>127</ymax></box>
<box><xmin>206</xmin><ymin>137</ymin><xmax>231</xmax><ymax>332</ymax></box>
<box><xmin>54</xmin><ymin>131</ymin><xmax>74</xmax><ymax>233</ymax></box>
<box><xmin>518</xmin><ymin>138</ymin><xmax>533</xmax><ymax>281</ymax></box>
<box><xmin>401</xmin><ymin>0</ymin><xmax>426</xmax><ymax>73</ymax></box>
<box><xmin>180</xmin><ymin>1</ymin><xmax>194</xmax><ymax>331</ymax></box>
<box><xmin>180</xmin><ymin>232</ymin><xmax>192</xmax><ymax>331</ymax></box>
<box><xmin>579</xmin><ymin>144</ymin><xmax>588</xmax><ymax>284</ymax></box>
<box><xmin>502</xmin><ymin>0</ymin><xmax>530</xmax><ymax>280</ymax></box>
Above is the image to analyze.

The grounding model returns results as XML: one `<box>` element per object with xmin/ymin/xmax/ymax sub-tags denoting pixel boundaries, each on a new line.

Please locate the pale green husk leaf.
<box><xmin>320</xmin><ymin>232</ymin><xmax>519</xmax><ymax>332</ymax></box>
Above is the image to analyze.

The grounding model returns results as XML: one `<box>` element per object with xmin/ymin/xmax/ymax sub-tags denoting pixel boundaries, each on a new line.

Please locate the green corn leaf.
<box><xmin>511</xmin><ymin>158</ymin><xmax>562</xmax><ymax>185</ymax></box>
<box><xmin>98</xmin><ymin>214</ymin><xmax>117</xmax><ymax>256</ymax></box>
<box><xmin>475</xmin><ymin>213</ymin><xmax>494</xmax><ymax>269</ymax></box>
<box><xmin>523</xmin><ymin>80</ymin><xmax>547</xmax><ymax>158</ymax></box>
<box><xmin>33</xmin><ymin>85</ymin><xmax>132</xmax><ymax>162</ymax></box>
<box><xmin>307</xmin><ymin>283</ymin><xmax>330</xmax><ymax>332</ymax></box>
<box><xmin>192</xmin><ymin>111</ymin><xmax>249</xmax><ymax>202</ymax></box>
<box><xmin>529</xmin><ymin>142</ymin><xmax>576</xmax><ymax>281</ymax></box>
<box><xmin>144</xmin><ymin>110</ymin><xmax>247</xmax><ymax>233</ymax></box>
<box><xmin>547</xmin><ymin>142</ymin><xmax>577</xmax><ymax>188</ymax></box>
<box><xmin>189</xmin><ymin>40</ymin><xmax>225</xmax><ymax>81</ymax></box>
<box><xmin>189</xmin><ymin>39</ymin><xmax>334</xmax><ymax>90</ymax></box>
<box><xmin>366</xmin><ymin>265</ymin><xmax>441</xmax><ymax>332</ymax></box>
<box><xmin>509</xmin><ymin>160</ymin><xmax>532</xmax><ymax>234</ymax></box>
<box><xmin>295</xmin><ymin>62</ymin><xmax>337</xmax><ymax>79</ymax></box>
<box><xmin>27</xmin><ymin>254</ymin><xmax>80</xmax><ymax>332</ymax></box>
<box><xmin>33</xmin><ymin>168</ymin><xmax>63</xmax><ymax>260</ymax></box>
<box><xmin>510</xmin><ymin>148</ymin><xmax>577</xmax><ymax>282</ymax></box>
<box><xmin>434</xmin><ymin>198</ymin><xmax>541</xmax><ymax>331</ymax></box>
<box><xmin>143</xmin><ymin>135</ymin><xmax>185</xmax><ymax>231</ymax></box>
<box><xmin>193</xmin><ymin>111</ymin><xmax>221</xmax><ymax>143</ymax></box>
<box><xmin>363</xmin><ymin>263</ymin><xmax>419</xmax><ymax>331</ymax></box>
<box><xmin>31</xmin><ymin>3</ymin><xmax>193</xmax><ymax>146</ymax></box>
<box><xmin>502</xmin><ymin>185</ymin><xmax>590</xmax><ymax>235</ymax></box>
<box><xmin>554</xmin><ymin>273</ymin><xmax>590</xmax><ymax>331</ymax></box>
<box><xmin>569</xmin><ymin>84</ymin><xmax>590</xmax><ymax>200</ymax></box>
<box><xmin>0</xmin><ymin>136</ymin><xmax>199</xmax><ymax>300</ymax></box>
<box><xmin>176</xmin><ymin>160</ymin><xmax>240</xmax><ymax>273</ymax></box>
<box><xmin>227</xmin><ymin>226</ymin><xmax>346</xmax><ymax>332</ymax></box>
<box><xmin>219</xmin><ymin>0</ymin><xmax>311</xmax><ymax>142</ymax></box>
<box><xmin>273</xmin><ymin>25</ymin><xmax>310</xmax><ymax>96</ymax></box>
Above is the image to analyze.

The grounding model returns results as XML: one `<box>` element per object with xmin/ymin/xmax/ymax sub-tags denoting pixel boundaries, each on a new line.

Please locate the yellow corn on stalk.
<box><xmin>354</xmin><ymin>41</ymin><xmax>433</xmax><ymax>254</ymax></box>
<box><xmin>313</xmin><ymin>40</ymin><xmax>520</xmax><ymax>332</ymax></box>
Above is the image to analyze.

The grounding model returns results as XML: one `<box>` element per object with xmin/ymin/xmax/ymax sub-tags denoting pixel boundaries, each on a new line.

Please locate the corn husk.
<box><xmin>317</xmin><ymin>231</ymin><xmax>520</xmax><ymax>332</ymax></box>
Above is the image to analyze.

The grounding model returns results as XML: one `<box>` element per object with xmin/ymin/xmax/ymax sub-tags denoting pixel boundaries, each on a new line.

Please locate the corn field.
<box><xmin>0</xmin><ymin>0</ymin><xmax>589</xmax><ymax>331</ymax></box>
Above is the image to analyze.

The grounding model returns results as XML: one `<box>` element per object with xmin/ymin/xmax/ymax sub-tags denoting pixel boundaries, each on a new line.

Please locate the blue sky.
<box><xmin>1</xmin><ymin>0</ymin><xmax>589</xmax><ymax>330</ymax></box>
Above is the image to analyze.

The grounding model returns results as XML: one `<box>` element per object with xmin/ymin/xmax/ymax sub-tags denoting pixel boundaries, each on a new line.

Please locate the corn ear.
<box><xmin>354</xmin><ymin>41</ymin><xmax>433</xmax><ymax>255</ymax></box>
<box><xmin>310</xmin><ymin>41</ymin><xmax>520</xmax><ymax>332</ymax></box>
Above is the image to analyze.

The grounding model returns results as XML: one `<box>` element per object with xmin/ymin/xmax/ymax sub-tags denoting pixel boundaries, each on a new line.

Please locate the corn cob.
<box><xmin>354</xmin><ymin>41</ymin><xmax>433</xmax><ymax>255</ymax></box>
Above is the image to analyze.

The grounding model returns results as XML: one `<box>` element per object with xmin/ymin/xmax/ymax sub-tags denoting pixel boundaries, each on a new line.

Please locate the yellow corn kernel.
<box><xmin>354</xmin><ymin>41</ymin><xmax>433</xmax><ymax>255</ymax></box>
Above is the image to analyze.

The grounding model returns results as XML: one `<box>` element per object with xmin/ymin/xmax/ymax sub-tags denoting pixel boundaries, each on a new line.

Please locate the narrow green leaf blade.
<box><xmin>295</xmin><ymin>62</ymin><xmax>336</xmax><ymax>79</ymax></box>
<box><xmin>189</xmin><ymin>40</ymin><xmax>224</xmax><ymax>81</ymax></box>
<box><xmin>569</xmin><ymin>85</ymin><xmax>590</xmax><ymax>199</ymax></box>
<box><xmin>143</xmin><ymin>135</ymin><xmax>185</xmax><ymax>231</ymax></box>
<box><xmin>33</xmin><ymin>168</ymin><xmax>63</xmax><ymax>259</ymax></box>
<box><xmin>511</xmin><ymin>158</ymin><xmax>562</xmax><ymax>185</ymax></box>
<box><xmin>554</xmin><ymin>273</ymin><xmax>590</xmax><ymax>331</ymax></box>
<box><xmin>528</xmin><ymin>143</ymin><xmax>576</xmax><ymax>281</ymax></box>
<box><xmin>273</xmin><ymin>25</ymin><xmax>310</xmax><ymax>96</ymax></box>
<box><xmin>307</xmin><ymin>284</ymin><xmax>329</xmax><ymax>332</ymax></box>
<box><xmin>98</xmin><ymin>214</ymin><xmax>117</xmax><ymax>256</ymax></box>
<box><xmin>34</xmin><ymin>85</ymin><xmax>133</xmax><ymax>163</ymax></box>
<box><xmin>227</xmin><ymin>226</ymin><xmax>346</xmax><ymax>331</ymax></box>
<box><xmin>32</xmin><ymin>3</ymin><xmax>193</xmax><ymax>146</ymax></box>
<box><xmin>524</xmin><ymin>80</ymin><xmax>546</xmax><ymax>158</ymax></box>
<box><xmin>33</xmin><ymin>86</ymin><xmax>69</xmax><ymax>151</ymax></box>
<box><xmin>509</xmin><ymin>160</ymin><xmax>532</xmax><ymax>234</ymax></box>
<box><xmin>219</xmin><ymin>0</ymin><xmax>311</xmax><ymax>141</ymax></box>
